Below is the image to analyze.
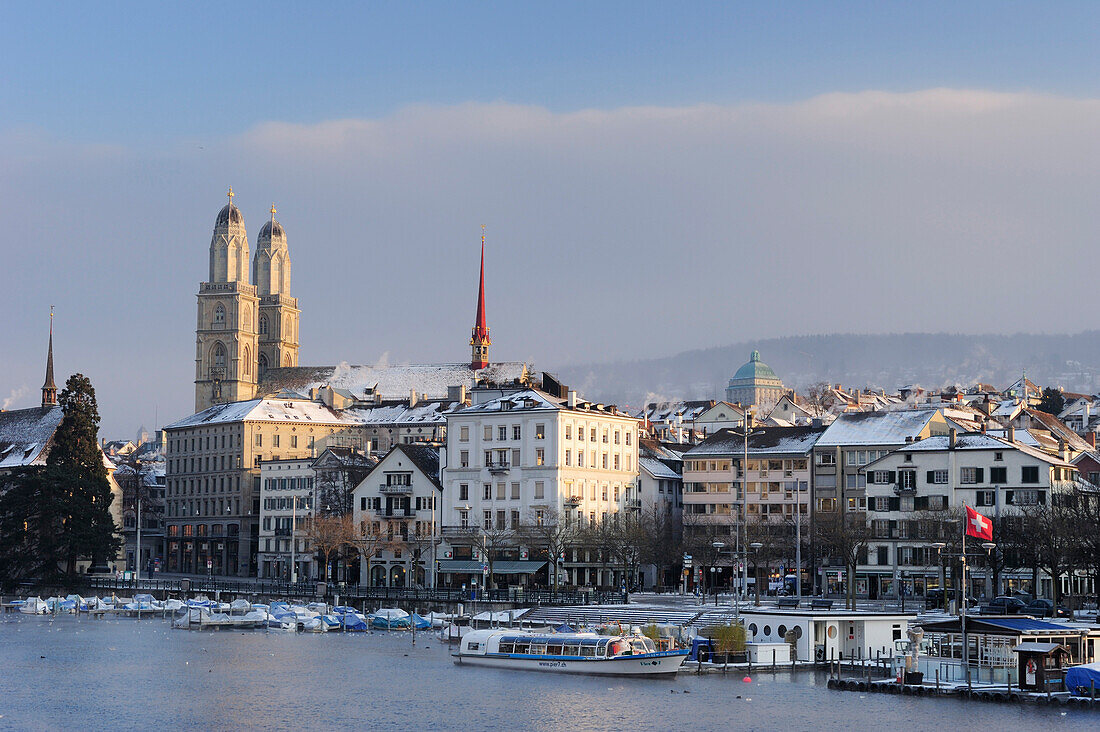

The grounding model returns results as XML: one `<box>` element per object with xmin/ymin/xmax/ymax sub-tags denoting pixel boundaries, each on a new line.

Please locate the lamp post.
<box><xmin>711</xmin><ymin>540</ymin><xmax>726</xmax><ymax>607</ymax></box>
<box><xmin>931</xmin><ymin>542</ymin><xmax>946</xmax><ymax>613</ymax></box>
<box><xmin>750</xmin><ymin>542</ymin><xmax>763</xmax><ymax>606</ymax></box>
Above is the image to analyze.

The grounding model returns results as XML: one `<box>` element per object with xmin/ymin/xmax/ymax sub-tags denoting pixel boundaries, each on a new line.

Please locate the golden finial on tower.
<box><xmin>481</xmin><ymin>223</ymin><xmax>486</xmax><ymax>245</ymax></box>
<box><xmin>227</xmin><ymin>186</ymin><xmax>234</xmax><ymax>205</ymax></box>
<box><xmin>271</xmin><ymin>203</ymin><xmax>277</xmax><ymax>218</ymax></box>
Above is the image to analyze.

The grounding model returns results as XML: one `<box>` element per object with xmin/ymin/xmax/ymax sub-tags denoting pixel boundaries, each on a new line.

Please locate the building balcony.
<box><xmin>375</xmin><ymin>507</ymin><xmax>415</xmax><ymax>519</ymax></box>
<box><xmin>893</xmin><ymin>484</ymin><xmax>916</xmax><ymax>496</ymax></box>
<box><xmin>563</xmin><ymin>495</ymin><xmax>582</xmax><ymax>508</ymax></box>
<box><xmin>625</xmin><ymin>499</ymin><xmax>643</xmax><ymax>510</ymax></box>
<box><xmin>274</xmin><ymin>527</ymin><xmax>292</xmax><ymax>537</ymax></box>
<box><xmin>442</xmin><ymin>525</ymin><xmax>477</xmax><ymax>539</ymax></box>
<box><xmin>487</xmin><ymin>462</ymin><xmax>510</xmax><ymax>475</ymax></box>
<box><xmin>379</xmin><ymin>484</ymin><xmax>413</xmax><ymax>494</ymax></box>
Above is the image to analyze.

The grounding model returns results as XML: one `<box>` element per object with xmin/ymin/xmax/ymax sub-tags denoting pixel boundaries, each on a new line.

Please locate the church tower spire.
<box><xmin>42</xmin><ymin>307</ymin><xmax>57</xmax><ymax>407</ymax></box>
<box><xmin>470</xmin><ymin>226</ymin><xmax>491</xmax><ymax>370</ymax></box>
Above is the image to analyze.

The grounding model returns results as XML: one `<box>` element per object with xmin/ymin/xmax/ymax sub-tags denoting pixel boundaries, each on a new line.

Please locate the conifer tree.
<box><xmin>47</xmin><ymin>374</ymin><xmax>119</xmax><ymax>575</ymax></box>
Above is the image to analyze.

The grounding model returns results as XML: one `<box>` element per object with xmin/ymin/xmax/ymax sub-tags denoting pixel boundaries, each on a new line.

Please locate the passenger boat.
<box><xmin>453</xmin><ymin>629</ymin><xmax>689</xmax><ymax>676</ymax></box>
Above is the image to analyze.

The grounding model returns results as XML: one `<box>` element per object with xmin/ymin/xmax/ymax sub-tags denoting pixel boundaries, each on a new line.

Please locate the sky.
<box><xmin>5</xmin><ymin>1</ymin><xmax>1100</xmax><ymax>437</ymax></box>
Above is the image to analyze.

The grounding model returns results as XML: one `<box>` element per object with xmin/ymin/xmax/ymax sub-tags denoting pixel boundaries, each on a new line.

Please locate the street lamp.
<box><xmin>750</xmin><ymin>542</ymin><xmax>763</xmax><ymax>606</ymax></box>
<box><xmin>931</xmin><ymin>542</ymin><xmax>946</xmax><ymax>613</ymax></box>
<box><xmin>711</xmin><ymin>540</ymin><xmax>727</xmax><ymax>606</ymax></box>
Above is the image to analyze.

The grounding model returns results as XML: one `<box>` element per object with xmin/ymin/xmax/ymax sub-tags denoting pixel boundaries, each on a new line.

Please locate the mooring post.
<box><xmin>935</xmin><ymin>668</ymin><xmax>940</xmax><ymax>693</ymax></box>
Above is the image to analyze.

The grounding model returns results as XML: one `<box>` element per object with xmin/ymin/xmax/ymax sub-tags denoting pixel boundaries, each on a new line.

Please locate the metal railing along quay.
<box><xmin>83</xmin><ymin>576</ymin><xmax>628</xmax><ymax>606</ymax></box>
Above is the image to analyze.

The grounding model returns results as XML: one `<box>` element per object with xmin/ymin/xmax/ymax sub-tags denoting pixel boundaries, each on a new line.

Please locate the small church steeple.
<box><xmin>42</xmin><ymin>307</ymin><xmax>57</xmax><ymax>407</ymax></box>
<box><xmin>470</xmin><ymin>226</ymin><xmax>491</xmax><ymax>370</ymax></box>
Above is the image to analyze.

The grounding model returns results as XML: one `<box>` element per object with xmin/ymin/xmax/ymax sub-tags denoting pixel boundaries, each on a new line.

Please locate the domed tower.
<box><xmin>253</xmin><ymin>204</ymin><xmax>300</xmax><ymax>380</ymax></box>
<box><xmin>725</xmin><ymin>350</ymin><xmax>785</xmax><ymax>410</ymax></box>
<box><xmin>195</xmin><ymin>188</ymin><xmax>260</xmax><ymax>412</ymax></box>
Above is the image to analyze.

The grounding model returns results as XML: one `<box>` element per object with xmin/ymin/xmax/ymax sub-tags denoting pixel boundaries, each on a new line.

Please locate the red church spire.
<box><xmin>470</xmin><ymin>226</ymin><xmax>491</xmax><ymax>369</ymax></box>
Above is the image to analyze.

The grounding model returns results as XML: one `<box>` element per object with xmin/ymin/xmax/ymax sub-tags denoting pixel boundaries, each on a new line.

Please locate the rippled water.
<box><xmin>0</xmin><ymin>613</ymin><xmax>1083</xmax><ymax>731</ymax></box>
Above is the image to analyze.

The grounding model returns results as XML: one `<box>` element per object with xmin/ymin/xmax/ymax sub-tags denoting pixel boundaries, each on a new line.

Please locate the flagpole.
<box><xmin>961</xmin><ymin>504</ymin><xmax>969</xmax><ymax>689</ymax></box>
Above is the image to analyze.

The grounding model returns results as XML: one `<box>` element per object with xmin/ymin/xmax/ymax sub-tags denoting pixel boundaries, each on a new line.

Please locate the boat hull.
<box><xmin>453</xmin><ymin>651</ymin><xmax>688</xmax><ymax>677</ymax></box>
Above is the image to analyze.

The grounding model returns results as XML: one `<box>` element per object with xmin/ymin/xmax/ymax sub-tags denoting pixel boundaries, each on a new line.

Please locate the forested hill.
<box><xmin>556</xmin><ymin>332</ymin><xmax>1100</xmax><ymax>410</ymax></box>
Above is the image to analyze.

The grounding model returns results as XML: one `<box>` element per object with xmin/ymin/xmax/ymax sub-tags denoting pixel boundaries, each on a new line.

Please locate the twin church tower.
<box><xmin>194</xmin><ymin>190</ymin><xmax>492</xmax><ymax>414</ymax></box>
<box><xmin>195</xmin><ymin>189</ymin><xmax>300</xmax><ymax>412</ymax></box>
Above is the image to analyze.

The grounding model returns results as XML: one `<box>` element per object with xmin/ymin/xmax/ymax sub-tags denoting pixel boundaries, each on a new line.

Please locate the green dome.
<box><xmin>733</xmin><ymin>350</ymin><xmax>778</xmax><ymax>381</ymax></box>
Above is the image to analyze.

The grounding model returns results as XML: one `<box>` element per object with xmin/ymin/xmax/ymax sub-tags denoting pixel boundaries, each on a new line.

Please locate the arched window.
<box><xmin>212</xmin><ymin>342</ymin><xmax>227</xmax><ymax>369</ymax></box>
<box><xmin>258</xmin><ymin>353</ymin><xmax>268</xmax><ymax>379</ymax></box>
<box><xmin>259</xmin><ymin>315</ymin><xmax>268</xmax><ymax>335</ymax></box>
<box><xmin>213</xmin><ymin>304</ymin><xmax>226</xmax><ymax>328</ymax></box>
<box><xmin>242</xmin><ymin>306</ymin><xmax>251</xmax><ymax>330</ymax></box>
<box><xmin>242</xmin><ymin>346</ymin><xmax>251</xmax><ymax>376</ymax></box>
<box><xmin>284</xmin><ymin>353</ymin><xmax>292</xmax><ymax>367</ymax></box>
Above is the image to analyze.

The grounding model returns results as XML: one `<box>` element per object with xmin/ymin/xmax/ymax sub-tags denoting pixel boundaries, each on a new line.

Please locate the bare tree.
<box><xmin>815</xmin><ymin>509</ymin><xmax>872</xmax><ymax>609</ymax></box>
<box><xmin>637</xmin><ymin>505</ymin><xmax>683</xmax><ymax>589</ymax></box>
<box><xmin>346</xmin><ymin>519</ymin><xmax>389</xmax><ymax>587</ymax></box>
<box><xmin>518</xmin><ymin>508</ymin><xmax>578</xmax><ymax>590</ymax></box>
<box><xmin>804</xmin><ymin>382</ymin><xmax>834</xmax><ymax>417</ymax></box>
<box><xmin>302</xmin><ymin>514</ymin><xmax>352</xmax><ymax>582</ymax></box>
<box><xmin>469</xmin><ymin>524</ymin><xmax>515</xmax><ymax>590</ymax></box>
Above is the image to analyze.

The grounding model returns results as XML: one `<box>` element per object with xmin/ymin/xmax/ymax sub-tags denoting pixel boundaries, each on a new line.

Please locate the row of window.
<box><xmin>255</xmin><ymin>433</ymin><xmax>313</xmax><ymax>449</ymax></box>
<box><xmin>262</xmin><ymin>477</ymin><xmax>314</xmax><ymax>491</ymax></box>
<box><xmin>357</xmin><ymin>496</ymin><xmax>436</xmax><ymax>511</ymax></box>
<box><xmin>684</xmin><ymin>459</ymin><xmax>808</xmax><ymax>472</ymax></box>
<box><xmin>166</xmin><ymin>497</ymin><xmax>240</xmax><ymax>518</ymax></box>
<box><xmin>868</xmin><ymin>466</ymin><xmax>1040</xmax><ymax>487</ymax></box>
<box><xmin>168</xmin><ymin>476</ymin><xmax>242</xmax><ymax>497</ymax></box>
<box><xmin>166</xmin><ymin>524</ymin><xmax>239</xmax><ymax>538</ymax></box>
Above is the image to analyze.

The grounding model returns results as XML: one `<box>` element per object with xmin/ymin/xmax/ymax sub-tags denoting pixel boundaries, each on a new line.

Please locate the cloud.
<box><xmin>4</xmin><ymin>89</ymin><xmax>1100</xmax><ymax>436</ymax></box>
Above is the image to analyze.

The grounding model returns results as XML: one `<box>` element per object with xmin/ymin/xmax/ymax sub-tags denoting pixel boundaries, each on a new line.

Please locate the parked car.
<box><xmin>1023</xmin><ymin>599</ymin><xmax>1072</xmax><ymax>619</ymax></box>
<box><xmin>924</xmin><ymin>589</ymin><xmax>977</xmax><ymax>608</ymax></box>
<box><xmin>981</xmin><ymin>596</ymin><xmax>1027</xmax><ymax>614</ymax></box>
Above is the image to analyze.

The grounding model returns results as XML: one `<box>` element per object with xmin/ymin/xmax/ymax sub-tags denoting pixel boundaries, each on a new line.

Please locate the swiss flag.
<box><xmin>965</xmin><ymin>505</ymin><xmax>993</xmax><ymax>541</ymax></box>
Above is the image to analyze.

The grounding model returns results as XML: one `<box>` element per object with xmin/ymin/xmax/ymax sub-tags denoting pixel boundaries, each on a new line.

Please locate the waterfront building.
<box><xmin>351</xmin><ymin>443</ymin><xmax>442</xmax><ymax>587</ymax></box>
<box><xmin>163</xmin><ymin>392</ymin><xmax>366</xmax><ymax>576</ymax></box>
<box><xmin>860</xmin><ymin>429</ymin><xmax>1089</xmax><ymax>600</ymax></box>
<box><xmin>257</xmin><ymin>456</ymin><xmax>318</xmax><ymax>581</ymax></box>
<box><xmin>681</xmin><ymin>426</ymin><xmax>823</xmax><ymax>592</ymax></box>
<box><xmin>725</xmin><ymin>351</ymin><xmax>785</xmax><ymax>412</ymax></box>
<box><xmin>810</xmin><ymin>408</ymin><xmax>949</xmax><ymax>595</ymax></box>
<box><xmin>440</xmin><ymin>378</ymin><xmax>640</xmax><ymax>589</ymax></box>
<box><xmin>113</xmin><ymin>461</ymin><xmax>166</xmax><ymax>575</ymax></box>
<box><xmin>636</xmin><ymin>441</ymin><xmax>684</xmax><ymax>587</ymax></box>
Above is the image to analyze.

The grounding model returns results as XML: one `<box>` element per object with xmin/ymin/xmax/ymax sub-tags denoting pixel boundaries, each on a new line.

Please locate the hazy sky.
<box><xmin>5</xmin><ymin>2</ymin><xmax>1100</xmax><ymax>437</ymax></box>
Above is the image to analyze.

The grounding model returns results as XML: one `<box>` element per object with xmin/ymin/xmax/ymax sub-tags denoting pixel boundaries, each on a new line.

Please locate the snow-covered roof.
<box><xmin>453</xmin><ymin>388</ymin><xmax>634</xmax><ymax>419</ymax></box>
<box><xmin>685</xmin><ymin>426</ymin><xmax>826</xmax><ymax>457</ymax></box>
<box><xmin>0</xmin><ymin>406</ymin><xmax>63</xmax><ymax>470</ymax></box>
<box><xmin>639</xmin><ymin>456</ymin><xmax>680</xmax><ymax>480</ymax></box>
<box><xmin>816</xmin><ymin>409</ymin><xmax>941</xmax><ymax>447</ymax></box>
<box><xmin>637</xmin><ymin>400</ymin><xmax>716</xmax><ymax>424</ymax></box>
<box><xmin>166</xmin><ymin>397</ymin><xmax>354</xmax><ymax>430</ymax></box>
<box><xmin>257</xmin><ymin>362</ymin><xmax>529</xmax><ymax>401</ymax></box>
<box><xmin>882</xmin><ymin>433</ymin><xmax>1073</xmax><ymax>467</ymax></box>
<box><xmin>343</xmin><ymin>401</ymin><xmax>457</xmax><ymax>425</ymax></box>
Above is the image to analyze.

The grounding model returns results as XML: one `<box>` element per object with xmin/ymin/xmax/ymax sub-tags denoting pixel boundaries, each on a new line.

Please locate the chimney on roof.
<box><xmin>409</xmin><ymin>390</ymin><xmax>418</xmax><ymax>408</ymax></box>
<box><xmin>1088</xmin><ymin>432</ymin><xmax>1096</xmax><ymax>448</ymax></box>
<box><xmin>567</xmin><ymin>390</ymin><xmax>577</xmax><ymax>408</ymax></box>
<box><xmin>980</xmin><ymin>421</ymin><xmax>987</xmax><ymax>435</ymax></box>
<box><xmin>949</xmin><ymin>428</ymin><xmax>957</xmax><ymax>450</ymax></box>
<box><xmin>447</xmin><ymin>384</ymin><xmax>466</xmax><ymax>405</ymax></box>
<box><xmin>1007</xmin><ymin>426</ymin><xmax>1015</xmax><ymax>443</ymax></box>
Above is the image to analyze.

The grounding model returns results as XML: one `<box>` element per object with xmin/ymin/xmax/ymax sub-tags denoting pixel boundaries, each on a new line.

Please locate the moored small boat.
<box><xmin>453</xmin><ymin>630</ymin><xmax>689</xmax><ymax>676</ymax></box>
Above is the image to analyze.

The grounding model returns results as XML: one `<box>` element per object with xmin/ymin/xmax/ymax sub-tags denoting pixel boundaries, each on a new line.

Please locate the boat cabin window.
<box><xmin>499</xmin><ymin>642</ymin><xmax>514</xmax><ymax>654</ymax></box>
<box><xmin>563</xmin><ymin>644</ymin><xmax>581</xmax><ymax>656</ymax></box>
<box><xmin>466</xmin><ymin>641</ymin><xmax>480</xmax><ymax>651</ymax></box>
<box><xmin>547</xmin><ymin>644</ymin><xmax>564</xmax><ymax>655</ymax></box>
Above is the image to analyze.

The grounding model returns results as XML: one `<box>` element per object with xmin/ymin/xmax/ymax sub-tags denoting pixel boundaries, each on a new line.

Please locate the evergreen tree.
<box><xmin>1038</xmin><ymin>387</ymin><xmax>1065</xmax><ymax>415</ymax></box>
<box><xmin>0</xmin><ymin>467</ymin><xmax>67</xmax><ymax>588</ymax></box>
<box><xmin>46</xmin><ymin>374</ymin><xmax>119</xmax><ymax>575</ymax></box>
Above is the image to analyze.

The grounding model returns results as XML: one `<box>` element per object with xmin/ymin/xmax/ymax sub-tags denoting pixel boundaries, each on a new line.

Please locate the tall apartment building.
<box><xmin>441</xmin><ymin>383</ymin><xmax>640</xmax><ymax>589</ymax></box>
<box><xmin>163</xmin><ymin>393</ymin><xmax>365</xmax><ymax>576</ymax></box>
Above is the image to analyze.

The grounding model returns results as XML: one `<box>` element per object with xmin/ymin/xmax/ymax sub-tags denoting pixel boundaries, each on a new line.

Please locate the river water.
<box><xmin>0</xmin><ymin>613</ymin><xmax>1085</xmax><ymax>731</ymax></box>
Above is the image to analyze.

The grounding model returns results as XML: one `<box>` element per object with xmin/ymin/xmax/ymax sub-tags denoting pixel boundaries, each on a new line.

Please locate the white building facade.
<box><xmin>441</xmin><ymin>386</ymin><xmax>640</xmax><ymax>589</ymax></box>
